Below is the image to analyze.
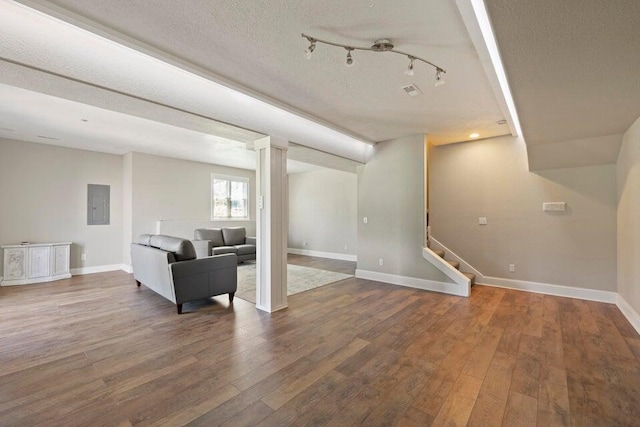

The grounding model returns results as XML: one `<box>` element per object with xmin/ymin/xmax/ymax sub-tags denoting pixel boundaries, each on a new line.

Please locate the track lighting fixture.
<box><xmin>404</xmin><ymin>57</ymin><xmax>415</xmax><ymax>76</ymax></box>
<box><xmin>346</xmin><ymin>49</ymin><xmax>354</xmax><ymax>67</ymax></box>
<box><xmin>301</xmin><ymin>33</ymin><xmax>446</xmax><ymax>85</ymax></box>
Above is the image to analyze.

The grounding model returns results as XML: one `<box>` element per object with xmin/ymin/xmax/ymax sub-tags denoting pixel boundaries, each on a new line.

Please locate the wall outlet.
<box><xmin>303</xmin><ymin>241</ymin><xmax>307</xmax><ymax>247</ymax></box>
<box><xmin>81</xmin><ymin>253</ymin><xmax>87</xmax><ymax>261</ymax></box>
<box><xmin>363</xmin><ymin>216</ymin><xmax>368</xmax><ymax>224</ymax></box>
<box><xmin>509</xmin><ymin>264</ymin><xmax>515</xmax><ymax>272</ymax></box>
<box><xmin>479</xmin><ymin>217</ymin><xmax>488</xmax><ymax>225</ymax></box>
<box><xmin>379</xmin><ymin>258</ymin><xmax>384</xmax><ymax>266</ymax></box>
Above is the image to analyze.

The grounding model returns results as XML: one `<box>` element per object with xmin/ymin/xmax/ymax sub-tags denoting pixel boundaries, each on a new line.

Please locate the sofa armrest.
<box><xmin>170</xmin><ymin>254</ymin><xmax>237</xmax><ymax>304</ymax></box>
<box><xmin>246</xmin><ymin>236</ymin><xmax>257</xmax><ymax>245</ymax></box>
<box><xmin>191</xmin><ymin>239</ymin><xmax>212</xmax><ymax>258</ymax></box>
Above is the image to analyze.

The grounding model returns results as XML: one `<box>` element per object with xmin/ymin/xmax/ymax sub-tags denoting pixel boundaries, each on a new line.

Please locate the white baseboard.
<box><xmin>355</xmin><ymin>269</ymin><xmax>467</xmax><ymax>297</ymax></box>
<box><xmin>121</xmin><ymin>264</ymin><xmax>133</xmax><ymax>274</ymax></box>
<box><xmin>256</xmin><ymin>303</ymin><xmax>288</xmax><ymax>313</ymax></box>
<box><xmin>616</xmin><ymin>294</ymin><xmax>640</xmax><ymax>335</ymax></box>
<box><xmin>480</xmin><ymin>276</ymin><xmax>617</xmax><ymax>303</ymax></box>
<box><xmin>288</xmin><ymin>248</ymin><xmax>357</xmax><ymax>262</ymax></box>
<box><xmin>70</xmin><ymin>264</ymin><xmax>130</xmax><ymax>276</ymax></box>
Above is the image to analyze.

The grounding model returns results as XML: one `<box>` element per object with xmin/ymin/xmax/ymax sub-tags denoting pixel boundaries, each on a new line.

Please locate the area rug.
<box><xmin>235</xmin><ymin>263</ymin><xmax>353</xmax><ymax>304</ymax></box>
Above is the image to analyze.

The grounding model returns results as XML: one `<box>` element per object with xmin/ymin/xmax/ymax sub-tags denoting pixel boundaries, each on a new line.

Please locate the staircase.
<box><xmin>430</xmin><ymin>247</ymin><xmax>476</xmax><ymax>286</ymax></box>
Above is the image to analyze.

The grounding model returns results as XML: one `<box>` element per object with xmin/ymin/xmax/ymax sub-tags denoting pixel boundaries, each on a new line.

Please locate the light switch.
<box><xmin>363</xmin><ymin>216</ymin><xmax>368</xmax><ymax>224</ymax></box>
<box><xmin>257</xmin><ymin>196</ymin><xmax>264</xmax><ymax>209</ymax></box>
<box><xmin>479</xmin><ymin>217</ymin><xmax>487</xmax><ymax>225</ymax></box>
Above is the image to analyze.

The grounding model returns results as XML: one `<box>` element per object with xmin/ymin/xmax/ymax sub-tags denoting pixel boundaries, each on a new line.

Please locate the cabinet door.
<box><xmin>28</xmin><ymin>247</ymin><xmax>50</xmax><ymax>278</ymax></box>
<box><xmin>53</xmin><ymin>245</ymin><xmax>69</xmax><ymax>275</ymax></box>
<box><xmin>4</xmin><ymin>248</ymin><xmax>27</xmax><ymax>280</ymax></box>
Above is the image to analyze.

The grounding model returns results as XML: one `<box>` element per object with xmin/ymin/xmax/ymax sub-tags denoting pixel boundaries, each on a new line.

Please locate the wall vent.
<box><xmin>402</xmin><ymin>84</ymin><xmax>423</xmax><ymax>97</ymax></box>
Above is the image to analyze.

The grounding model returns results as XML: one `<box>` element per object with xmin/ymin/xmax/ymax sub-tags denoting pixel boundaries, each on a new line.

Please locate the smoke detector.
<box><xmin>402</xmin><ymin>84</ymin><xmax>423</xmax><ymax>97</ymax></box>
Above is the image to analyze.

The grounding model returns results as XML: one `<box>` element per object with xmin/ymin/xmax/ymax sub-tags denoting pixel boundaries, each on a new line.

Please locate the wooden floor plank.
<box><xmin>0</xmin><ymin>258</ymin><xmax>637</xmax><ymax>426</ymax></box>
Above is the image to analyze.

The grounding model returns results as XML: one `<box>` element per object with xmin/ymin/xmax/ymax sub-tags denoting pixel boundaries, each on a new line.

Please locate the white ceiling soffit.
<box><xmin>0</xmin><ymin>83</ymin><xmax>323</xmax><ymax>174</ymax></box>
<box><xmin>9</xmin><ymin>0</ymin><xmax>511</xmax><ymax>146</ymax></box>
<box><xmin>484</xmin><ymin>0</ymin><xmax>640</xmax><ymax>170</ymax></box>
<box><xmin>0</xmin><ymin>0</ymin><xmax>372</xmax><ymax>163</ymax></box>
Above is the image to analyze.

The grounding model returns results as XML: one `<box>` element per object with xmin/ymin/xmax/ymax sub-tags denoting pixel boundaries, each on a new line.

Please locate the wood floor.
<box><xmin>1</xmin><ymin>258</ymin><xmax>639</xmax><ymax>426</ymax></box>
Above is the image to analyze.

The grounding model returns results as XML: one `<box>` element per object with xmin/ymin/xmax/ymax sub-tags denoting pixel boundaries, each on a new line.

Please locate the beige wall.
<box><xmin>357</xmin><ymin>134</ymin><xmax>450</xmax><ymax>282</ymax></box>
<box><xmin>617</xmin><ymin>115</ymin><xmax>640</xmax><ymax>313</ymax></box>
<box><xmin>0</xmin><ymin>138</ymin><xmax>123</xmax><ymax>275</ymax></box>
<box><xmin>129</xmin><ymin>152</ymin><xmax>256</xmax><ymax>244</ymax></box>
<box><xmin>430</xmin><ymin>135</ymin><xmax>617</xmax><ymax>290</ymax></box>
<box><xmin>288</xmin><ymin>169</ymin><xmax>357</xmax><ymax>256</ymax></box>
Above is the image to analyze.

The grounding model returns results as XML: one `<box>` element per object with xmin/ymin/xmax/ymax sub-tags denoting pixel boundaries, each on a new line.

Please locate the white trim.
<box><xmin>428</xmin><ymin>236</ymin><xmax>484</xmax><ymax>280</ymax></box>
<box><xmin>479</xmin><ymin>276</ymin><xmax>617</xmax><ymax>303</ymax></box>
<box><xmin>355</xmin><ymin>269</ymin><xmax>467</xmax><ymax>297</ymax></box>
<box><xmin>255</xmin><ymin>303</ymin><xmax>288</xmax><ymax>313</ymax></box>
<box><xmin>121</xmin><ymin>264</ymin><xmax>133</xmax><ymax>274</ymax></box>
<box><xmin>616</xmin><ymin>294</ymin><xmax>640</xmax><ymax>335</ymax></box>
<box><xmin>287</xmin><ymin>248</ymin><xmax>357</xmax><ymax>262</ymax></box>
<box><xmin>454</xmin><ymin>0</ymin><xmax>523</xmax><ymax>138</ymax></box>
<box><xmin>422</xmin><ymin>247</ymin><xmax>471</xmax><ymax>296</ymax></box>
<box><xmin>70</xmin><ymin>264</ymin><xmax>128</xmax><ymax>275</ymax></box>
<box><xmin>1</xmin><ymin>274</ymin><xmax>71</xmax><ymax>286</ymax></box>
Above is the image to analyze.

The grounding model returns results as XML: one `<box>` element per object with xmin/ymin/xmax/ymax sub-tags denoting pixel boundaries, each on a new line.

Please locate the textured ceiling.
<box><xmin>486</xmin><ymin>0</ymin><xmax>640</xmax><ymax>147</ymax></box>
<box><xmin>0</xmin><ymin>84</ymin><xmax>332</xmax><ymax>174</ymax></box>
<box><xmin>27</xmin><ymin>0</ymin><xmax>509</xmax><ymax>144</ymax></box>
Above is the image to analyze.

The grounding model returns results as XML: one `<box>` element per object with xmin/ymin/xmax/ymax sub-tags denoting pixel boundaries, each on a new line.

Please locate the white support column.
<box><xmin>254</xmin><ymin>136</ymin><xmax>289</xmax><ymax>312</ymax></box>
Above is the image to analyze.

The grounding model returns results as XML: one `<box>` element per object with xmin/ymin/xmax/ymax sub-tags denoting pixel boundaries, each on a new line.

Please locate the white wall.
<box><xmin>0</xmin><ymin>138</ymin><xmax>123</xmax><ymax>275</ymax></box>
<box><xmin>129</xmin><ymin>152</ymin><xmax>256</xmax><ymax>244</ymax></box>
<box><xmin>357</xmin><ymin>134</ymin><xmax>451</xmax><ymax>282</ymax></box>
<box><xmin>288</xmin><ymin>169</ymin><xmax>357</xmax><ymax>257</ymax></box>
<box><xmin>430</xmin><ymin>135</ymin><xmax>617</xmax><ymax>291</ymax></box>
<box><xmin>617</xmin><ymin>115</ymin><xmax>640</xmax><ymax>314</ymax></box>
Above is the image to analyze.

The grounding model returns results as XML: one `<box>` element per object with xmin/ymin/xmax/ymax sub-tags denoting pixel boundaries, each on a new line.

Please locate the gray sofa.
<box><xmin>193</xmin><ymin>227</ymin><xmax>256</xmax><ymax>263</ymax></box>
<box><xmin>131</xmin><ymin>234</ymin><xmax>237</xmax><ymax>314</ymax></box>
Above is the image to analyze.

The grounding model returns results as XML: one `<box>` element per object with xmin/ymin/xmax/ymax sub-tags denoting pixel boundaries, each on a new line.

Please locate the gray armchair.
<box><xmin>131</xmin><ymin>234</ymin><xmax>237</xmax><ymax>314</ymax></box>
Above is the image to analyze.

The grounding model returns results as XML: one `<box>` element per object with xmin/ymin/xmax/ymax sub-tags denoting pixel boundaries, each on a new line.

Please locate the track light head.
<box><xmin>435</xmin><ymin>69</ymin><xmax>445</xmax><ymax>87</ymax></box>
<box><xmin>305</xmin><ymin>39</ymin><xmax>316</xmax><ymax>59</ymax></box>
<box><xmin>346</xmin><ymin>49</ymin><xmax>354</xmax><ymax>67</ymax></box>
<box><xmin>404</xmin><ymin>57</ymin><xmax>415</xmax><ymax>76</ymax></box>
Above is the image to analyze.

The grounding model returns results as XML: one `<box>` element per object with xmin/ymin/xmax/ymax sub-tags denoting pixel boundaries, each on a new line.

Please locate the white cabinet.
<box><xmin>2</xmin><ymin>242</ymin><xmax>71</xmax><ymax>286</ymax></box>
<box><xmin>52</xmin><ymin>245</ymin><xmax>70</xmax><ymax>276</ymax></box>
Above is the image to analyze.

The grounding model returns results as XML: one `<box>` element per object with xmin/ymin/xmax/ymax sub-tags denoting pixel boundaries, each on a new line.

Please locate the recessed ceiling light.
<box><xmin>469</xmin><ymin>133</ymin><xmax>480</xmax><ymax>139</ymax></box>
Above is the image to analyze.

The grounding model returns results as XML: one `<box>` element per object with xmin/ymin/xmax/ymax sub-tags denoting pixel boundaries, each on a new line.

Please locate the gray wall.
<box><xmin>288</xmin><ymin>169</ymin><xmax>357</xmax><ymax>256</ymax></box>
<box><xmin>617</xmin><ymin>115</ymin><xmax>640</xmax><ymax>313</ymax></box>
<box><xmin>129</xmin><ymin>152</ymin><xmax>256</xmax><ymax>244</ymax></box>
<box><xmin>357</xmin><ymin>134</ymin><xmax>450</xmax><ymax>282</ymax></box>
<box><xmin>0</xmin><ymin>138</ymin><xmax>123</xmax><ymax>275</ymax></box>
<box><xmin>430</xmin><ymin>135</ymin><xmax>617</xmax><ymax>291</ymax></box>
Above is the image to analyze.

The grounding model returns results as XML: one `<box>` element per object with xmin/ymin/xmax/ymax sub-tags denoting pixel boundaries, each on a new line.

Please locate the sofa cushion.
<box><xmin>147</xmin><ymin>235</ymin><xmax>197</xmax><ymax>261</ymax></box>
<box><xmin>222</xmin><ymin>227</ymin><xmax>246</xmax><ymax>246</ymax></box>
<box><xmin>213</xmin><ymin>246</ymin><xmax>237</xmax><ymax>255</ymax></box>
<box><xmin>194</xmin><ymin>228</ymin><xmax>225</xmax><ymax>247</ymax></box>
<box><xmin>235</xmin><ymin>244</ymin><xmax>256</xmax><ymax>256</ymax></box>
<box><xmin>138</xmin><ymin>234</ymin><xmax>153</xmax><ymax>246</ymax></box>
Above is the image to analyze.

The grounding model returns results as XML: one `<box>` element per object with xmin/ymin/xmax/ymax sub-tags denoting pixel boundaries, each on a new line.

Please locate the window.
<box><xmin>211</xmin><ymin>175</ymin><xmax>249</xmax><ymax>220</ymax></box>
